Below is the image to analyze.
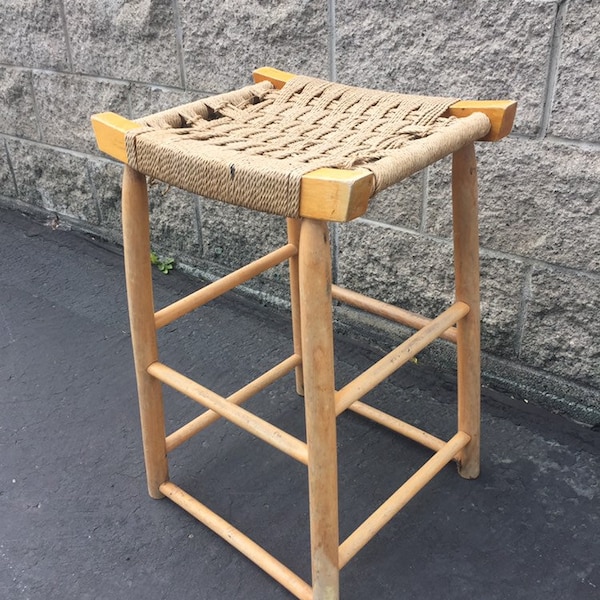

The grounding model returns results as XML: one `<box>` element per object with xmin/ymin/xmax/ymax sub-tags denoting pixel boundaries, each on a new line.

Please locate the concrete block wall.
<box><xmin>1</xmin><ymin>0</ymin><xmax>598</xmax><ymax>425</ymax></box>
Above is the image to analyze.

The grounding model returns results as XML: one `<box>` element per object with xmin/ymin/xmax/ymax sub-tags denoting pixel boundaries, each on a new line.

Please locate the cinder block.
<box><xmin>481</xmin><ymin>351</ymin><xmax>600</xmax><ymax>426</ymax></box>
<box><xmin>336</xmin><ymin>0</ymin><xmax>556</xmax><ymax>135</ymax></box>
<box><xmin>63</xmin><ymin>0</ymin><xmax>181</xmax><ymax>86</ymax></box>
<box><xmin>478</xmin><ymin>252</ymin><xmax>528</xmax><ymax>357</ymax></box>
<box><xmin>87</xmin><ymin>159</ymin><xmax>123</xmax><ymax>232</ymax></box>
<box><xmin>0</xmin><ymin>0</ymin><xmax>68</xmax><ymax>69</ymax></box>
<box><xmin>338</xmin><ymin>221</ymin><xmax>455</xmax><ymax>317</ymax></box>
<box><xmin>549</xmin><ymin>0</ymin><xmax>600</xmax><ymax>142</ymax></box>
<box><xmin>520</xmin><ymin>267</ymin><xmax>600</xmax><ymax>389</ymax></box>
<box><xmin>149</xmin><ymin>185</ymin><xmax>202</xmax><ymax>260</ymax></box>
<box><xmin>32</xmin><ymin>72</ymin><xmax>129</xmax><ymax>154</ymax></box>
<box><xmin>337</xmin><ymin>220</ymin><xmax>527</xmax><ymax>356</ymax></box>
<box><xmin>199</xmin><ymin>198</ymin><xmax>289</xmax><ymax>287</ymax></box>
<box><xmin>129</xmin><ymin>84</ymin><xmax>201</xmax><ymax>118</ymax></box>
<box><xmin>88</xmin><ymin>159</ymin><xmax>203</xmax><ymax>261</ymax></box>
<box><xmin>7</xmin><ymin>140</ymin><xmax>99</xmax><ymax>223</ymax></box>
<box><xmin>363</xmin><ymin>171</ymin><xmax>423</xmax><ymax>231</ymax></box>
<box><xmin>0</xmin><ymin>68</ymin><xmax>39</xmax><ymax>139</ymax></box>
<box><xmin>179</xmin><ymin>0</ymin><xmax>329</xmax><ymax>92</ymax></box>
<box><xmin>0</xmin><ymin>141</ymin><xmax>17</xmax><ymax>197</ymax></box>
<box><xmin>426</xmin><ymin>137</ymin><xmax>600</xmax><ymax>273</ymax></box>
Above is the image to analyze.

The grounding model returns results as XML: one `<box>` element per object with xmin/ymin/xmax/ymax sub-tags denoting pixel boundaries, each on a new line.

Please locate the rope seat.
<box><xmin>125</xmin><ymin>75</ymin><xmax>491</xmax><ymax>217</ymax></box>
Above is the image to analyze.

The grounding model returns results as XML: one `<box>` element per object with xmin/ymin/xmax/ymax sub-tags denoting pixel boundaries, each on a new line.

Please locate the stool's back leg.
<box><xmin>298</xmin><ymin>218</ymin><xmax>340</xmax><ymax>600</ymax></box>
<box><xmin>287</xmin><ymin>217</ymin><xmax>304</xmax><ymax>396</ymax></box>
<box><xmin>452</xmin><ymin>143</ymin><xmax>481</xmax><ymax>479</ymax></box>
<box><xmin>122</xmin><ymin>166</ymin><xmax>169</xmax><ymax>498</ymax></box>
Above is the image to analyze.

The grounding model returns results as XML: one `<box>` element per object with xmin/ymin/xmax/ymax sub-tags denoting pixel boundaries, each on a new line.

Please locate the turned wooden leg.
<box><xmin>452</xmin><ymin>142</ymin><xmax>481</xmax><ymax>479</ymax></box>
<box><xmin>122</xmin><ymin>166</ymin><xmax>168</xmax><ymax>498</ymax></box>
<box><xmin>287</xmin><ymin>217</ymin><xmax>304</xmax><ymax>396</ymax></box>
<box><xmin>298</xmin><ymin>218</ymin><xmax>340</xmax><ymax>600</ymax></box>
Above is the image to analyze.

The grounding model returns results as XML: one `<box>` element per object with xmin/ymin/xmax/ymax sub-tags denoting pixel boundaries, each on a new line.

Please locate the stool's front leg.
<box><xmin>122</xmin><ymin>166</ymin><xmax>169</xmax><ymax>498</ymax></box>
<box><xmin>298</xmin><ymin>218</ymin><xmax>340</xmax><ymax>600</ymax></box>
<box><xmin>452</xmin><ymin>143</ymin><xmax>481</xmax><ymax>479</ymax></box>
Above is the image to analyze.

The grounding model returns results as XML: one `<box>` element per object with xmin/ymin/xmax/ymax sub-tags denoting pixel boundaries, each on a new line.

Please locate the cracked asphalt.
<box><xmin>1</xmin><ymin>207</ymin><xmax>599</xmax><ymax>599</ymax></box>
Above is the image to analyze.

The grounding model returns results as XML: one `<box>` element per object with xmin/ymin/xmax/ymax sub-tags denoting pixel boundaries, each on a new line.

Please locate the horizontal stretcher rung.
<box><xmin>348</xmin><ymin>400</ymin><xmax>454</xmax><ymax>456</ymax></box>
<box><xmin>148</xmin><ymin>361</ymin><xmax>308</xmax><ymax>465</ymax></box>
<box><xmin>166</xmin><ymin>354</ymin><xmax>302</xmax><ymax>452</ymax></box>
<box><xmin>336</xmin><ymin>302</ymin><xmax>470</xmax><ymax>415</ymax></box>
<box><xmin>338</xmin><ymin>430</ymin><xmax>470</xmax><ymax>568</ymax></box>
<box><xmin>160</xmin><ymin>481</ymin><xmax>313</xmax><ymax>600</ymax></box>
<box><xmin>332</xmin><ymin>285</ymin><xmax>458</xmax><ymax>343</ymax></box>
<box><xmin>154</xmin><ymin>243</ymin><xmax>297</xmax><ymax>329</ymax></box>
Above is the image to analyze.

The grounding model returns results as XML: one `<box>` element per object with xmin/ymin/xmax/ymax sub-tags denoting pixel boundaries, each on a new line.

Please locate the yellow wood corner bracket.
<box><xmin>91</xmin><ymin>112</ymin><xmax>141</xmax><ymax>165</ymax></box>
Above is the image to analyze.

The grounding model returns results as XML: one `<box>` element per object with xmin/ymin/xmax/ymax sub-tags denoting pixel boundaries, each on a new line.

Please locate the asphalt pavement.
<box><xmin>1</xmin><ymin>207</ymin><xmax>598</xmax><ymax>599</ymax></box>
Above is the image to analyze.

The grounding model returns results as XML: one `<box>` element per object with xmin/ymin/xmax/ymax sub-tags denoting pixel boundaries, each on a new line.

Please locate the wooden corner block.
<box><xmin>447</xmin><ymin>100</ymin><xmax>518</xmax><ymax>141</ymax></box>
<box><xmin>91</xmin><ymin>112</ymin><xmax>141</xmax><ymax>163</ymax></box>
<box><xmin>252</xmin><ymin>66</ymin><xmax>295</xmax><ymax>89</ymax></box>
<box><xmin>300</xmin><ymin>168</ymin><xmax>374</xmax><ymax>222</ymax></box>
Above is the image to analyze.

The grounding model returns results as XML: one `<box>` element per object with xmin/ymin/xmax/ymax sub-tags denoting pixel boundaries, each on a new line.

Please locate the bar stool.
<box><xmin>91</xmin><ymin>67</ymin><xmax>516</xmax><ymax>600</ymax></box>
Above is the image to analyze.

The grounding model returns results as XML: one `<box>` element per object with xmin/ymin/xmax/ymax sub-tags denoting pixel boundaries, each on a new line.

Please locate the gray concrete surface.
<box><xmin>1</xmin><ymin>206</ymin><xmax>599</xmax><ymax>599</ymax></box>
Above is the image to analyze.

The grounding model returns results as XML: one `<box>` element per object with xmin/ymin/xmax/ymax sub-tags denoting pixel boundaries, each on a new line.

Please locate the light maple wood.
<box><xmin>452</xmin><ymin>143</ymin><xmax>481</xmax><ymax>479</ymax></box>
<box><xmin>298</xmin><ymin>218</ymin><xmax>340</xmax><ymax>599</ymax></box>
<box><xmin>253</xmin><ymin>66</ymin><xmax>517</xmax><ymax>142</ymax></box>
<box><xmin>154</xmin><ymin>243</ymin><xmax>297</xmax><ymax>329</ymax></box>
<box><xmin>91</xmin><ymin>112</ymin><xmax>140</xmax><ymax>163</ymax></box>
<box><xmin>148</xmin><ymin>361</ymin><xmax>309</xmax><ymax>464</ymax></box>
<box><xmin>160</xmin><ymin>481</ymin><xmax>313</xmax><ymax>600</ymax></box>
<box><xmin>253</xmin><ymin>66</ymin><xmax>295</xmax><ymax>88</ymax></box>
<box><xmin>332</xmin><ymin>284</ymin><xmax>458</xmax><ymax>343</ymax></box>
<box><xmin>165</xmin><ymin>354</ymin><xmax>301</xmax><ymax>452</ymax></box>
<box><xmin>447</xmin><ymin>100</ymin><xmax>517</xmax><ymax>142</ymax></box>
<box><xmin>347</xmin><ymin>401</ymin><xmax>455</xmax><ymax>456</ymax></box>
<box><xmin>338</xmin><ymin>431</ymin><xmax>470</xmax><ymax>568</ymax></box>
<box><xmin>286</xmin><ymin>218</ymin><xmax>304</xmax><ymax>394</ymax></box>
<box><xmin>121</xmin><ymin>166</ymin><xmax>168</xmax><ymax>498</ymax></box>
<box><xmin>335</xmin><ymin>302</ymin><xmax>470</xmax><ymax>415</ymax></box>
<box><xmin>300</xmin><ymin>168</ymin><xmax>374</xmax><ymax>221</ymax></box>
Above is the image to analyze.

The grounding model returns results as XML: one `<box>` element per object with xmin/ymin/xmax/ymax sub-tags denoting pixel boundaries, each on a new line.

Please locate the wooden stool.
<box><xmin>92</xmin><ymin>67</ymin><xmax>516</xmax><ymax>600</ymax></box>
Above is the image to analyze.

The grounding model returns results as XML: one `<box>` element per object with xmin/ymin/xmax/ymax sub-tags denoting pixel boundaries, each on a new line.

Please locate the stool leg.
<box><xmin>122</xmin><ymin>166</ymin><xmax>169</xmax><ymax>498</ymax></box>
<box><xmin>452</xmin><ymin>142</ymin><xmax>481</xmax><ymax>479</ymax></box>
<box><xmin>287</xmin><ymin>217</ymin><xmax>304</xmax><ymax>396</ymax></box>
<box><xmin>298</xmin><ymin>218</ymin><xmax>340</xmax><ymax>600</ymax></box>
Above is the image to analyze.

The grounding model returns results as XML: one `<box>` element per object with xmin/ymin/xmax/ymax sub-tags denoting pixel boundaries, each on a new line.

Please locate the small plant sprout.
<box><xmin>150</xmin><ymin>250</ymin><xmax>175</xmax><ymax>274</ymax></box>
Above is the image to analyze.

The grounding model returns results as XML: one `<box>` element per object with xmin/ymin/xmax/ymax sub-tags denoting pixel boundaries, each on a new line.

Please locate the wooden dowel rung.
<box><xmin>348</xmin><ymin>401</ymin><xmax>451</xmax><ymax>455</ymax></box>
<box><xmin>148</xmin><ymin>362</ymin><xmax>308</xmax><ymax>464</ymax></box>
<box><xmin>154</xmin><ymin>243</ymin><xmax>297</xmax><ymax>329</ymax></box>
<box><xmin>336</xmin><ymin>302</ymin><xmax>470</xmax><ymax>415</ymax></box>
<box><xmin>160</xmin><ymin>482</ymin><xmax>313</xmax><ymax>600</ymax></box>
<box><xmin>332</xmin><ymin>284</ymin><xmax>458</xmax><ymax>343</ymax></box>
<box><xmin>166</xmin><ymin>354</ymin><xmax>302</xmax><ymax>452</ymax></box>
<box><xmin>338</xmin><ymin>431</ymin><xmax>470</xmax><ymax>568</ymax></box>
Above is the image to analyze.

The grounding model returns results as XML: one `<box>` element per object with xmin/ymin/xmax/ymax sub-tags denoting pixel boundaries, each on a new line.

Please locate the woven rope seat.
<box><xmin>124</xmin><ymin>75</ymin><xmax>491</xmax><ymax>217</ymax></box>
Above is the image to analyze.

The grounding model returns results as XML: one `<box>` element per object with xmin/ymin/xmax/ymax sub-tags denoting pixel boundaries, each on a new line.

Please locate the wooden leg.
<box><xmin>452</xmin><ymin>143</ymin><xmax>481</xmax><ymax>479</ymax></box>
<box><xmin>122</xmin><ymin>166</ymin><xmax>169</xmax><ymax>498</ymax></box>
<box><xmin>287</xmin><ymin>217</ymin><xmax>304</xmax><ymax>396</ymax></box>
<box><xmin>298</xmin><ymin>218</ymin><xmax>340</xmax><ymax>600</ymax></box>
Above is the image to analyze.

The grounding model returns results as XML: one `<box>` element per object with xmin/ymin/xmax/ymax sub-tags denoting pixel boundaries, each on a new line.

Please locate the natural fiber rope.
<box><xmin>125</xmin><ymin>76</ymin><xmax>491</xmax><ymax>217</ymax></box>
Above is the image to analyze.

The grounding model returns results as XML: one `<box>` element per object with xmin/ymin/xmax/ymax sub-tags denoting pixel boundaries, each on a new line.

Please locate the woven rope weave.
<box><xmin>125</xmin><ymin>76</ymin><xmax>491</xmax><ymax>217</ymax></box>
